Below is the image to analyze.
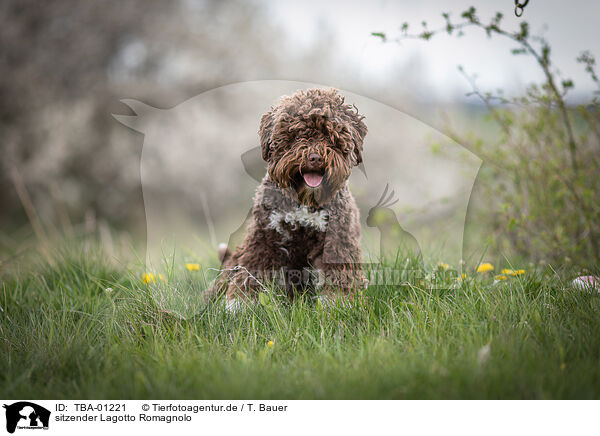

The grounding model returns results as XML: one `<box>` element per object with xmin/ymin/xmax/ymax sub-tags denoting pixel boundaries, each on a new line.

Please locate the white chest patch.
<box><xmin>267</xmin><ymin>206</ymin><xmax>329</xmax><ymax>235</ymax></box>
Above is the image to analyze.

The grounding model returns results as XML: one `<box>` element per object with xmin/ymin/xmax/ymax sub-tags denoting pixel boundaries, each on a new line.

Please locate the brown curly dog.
<box><xmin>211</xmin><ymin>88</ymin><xmax>368</xmax><ymax>309</ymax></box>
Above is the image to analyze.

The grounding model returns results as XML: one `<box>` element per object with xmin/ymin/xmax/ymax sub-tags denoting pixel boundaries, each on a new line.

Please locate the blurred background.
<box><xmin>1</xmin><ymin>0</ymin><xmax>598</xmax><ymax>266</ymax></box>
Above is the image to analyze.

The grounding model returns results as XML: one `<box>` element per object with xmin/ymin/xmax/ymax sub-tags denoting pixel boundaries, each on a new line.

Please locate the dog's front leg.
<box><xmin>221</xmin><ymin>220</ymin><xmax>290</xmax><ymax>304</ymax></box>
<box><xmin>311</xmin><ymin>206</ymin><xmax>368</xmax><ymax>299</ymax></box>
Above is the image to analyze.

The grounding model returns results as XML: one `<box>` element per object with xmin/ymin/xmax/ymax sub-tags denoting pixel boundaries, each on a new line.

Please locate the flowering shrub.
<box><xmin>376</xmin><ymin>7</ymin><xmax>600</xmax><ymax>266</ymax></box>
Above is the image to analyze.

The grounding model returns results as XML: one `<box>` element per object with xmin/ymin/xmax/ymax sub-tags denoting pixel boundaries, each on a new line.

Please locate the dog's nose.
<box><xmin>308</xmin><ymin>153</ymin><xmax>323</xmax><ymax>166</ymax></box>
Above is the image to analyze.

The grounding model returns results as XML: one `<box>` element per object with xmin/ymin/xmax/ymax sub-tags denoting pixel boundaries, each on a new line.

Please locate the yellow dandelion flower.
<box><xmin>185</xmin><ymin>263</ymin><xmax>200</xmax><ymax>272</ymax></box>
<box><xmin>494</xmin><ymin>274</ymin><xmax>507</xmax><ymax>281</ymax></box>
<box><xmin>456</xmin><ymin>273</ymin><xmax>467</xmax><ymax>283</ymax></box>
<box><xmin>501</xmin><ymin>269</ymin><xmax>526</xmax><ymax>276</ymax></box>
<box><xmin>477</xmin><ymin>263</ymin><xmax>494</xmax><ymax>273</ymax></box>
<box><xmin>267</xmin><ymin>340</ymin><xmax>274</xmax><ymax>348</ymax></box>
<box><xmin>437</xmin><ymin>262</ymin><xmax>450</xmax><ymax>270</ymax></box>
<box><xmin>158</xmin><ymin>274</ymin><xmax>167</xmax><ymax>282</ymax></box>
<box><xmin>142</xmin><ymin>273</ymin><xmax>156</xmax><ymax>284</ymax></box>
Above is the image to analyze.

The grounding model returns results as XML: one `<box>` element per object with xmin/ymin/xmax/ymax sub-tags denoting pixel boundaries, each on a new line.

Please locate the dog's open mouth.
<box><xmin>302</xmin><ymin>172</ymin><xmax>324</xmax><ymax>188</ymax></box>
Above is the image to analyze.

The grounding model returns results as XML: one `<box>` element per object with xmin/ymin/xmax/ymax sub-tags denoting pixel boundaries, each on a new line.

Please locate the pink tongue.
<box><xmin>303</xmin><ymin>172</ymin><xmax>323</xmax><ymax>188</ymax></box>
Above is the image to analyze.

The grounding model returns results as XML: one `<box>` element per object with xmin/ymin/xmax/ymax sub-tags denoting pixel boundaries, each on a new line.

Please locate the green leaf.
<box><xmin>561</xmin><ymin>79</ymin><xmax>574</xmax><ymax>89</ymax></box>
<box><xmin>371</xmin><ymin>32</ymin><xmax>386</xmax><ymax>41</ymax></box>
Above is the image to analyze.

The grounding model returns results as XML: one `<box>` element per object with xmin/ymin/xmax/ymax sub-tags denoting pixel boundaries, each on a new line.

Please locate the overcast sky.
<box><xmin>267</xmin><ymin>0</ymin><xmax>600</xmax><ymax>103</ymax></box>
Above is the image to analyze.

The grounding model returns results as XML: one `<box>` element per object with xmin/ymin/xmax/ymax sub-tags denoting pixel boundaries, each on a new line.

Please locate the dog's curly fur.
<box><xmin>213</xmin><ymin>88</ymin><xmax>368</xmax><ymax>302</ymax></box>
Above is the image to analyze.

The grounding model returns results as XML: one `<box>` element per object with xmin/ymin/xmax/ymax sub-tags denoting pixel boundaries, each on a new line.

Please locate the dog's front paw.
<box><xmin>224</xmin><ymin>298</ymin><xmax>244</xmax><ymax>313</ymax></box>
<box><xmin>316</xmin><ymin>294</ymin><xmax>334</xmax><ymax>308</ymax></box>
<box><xmin>321</xmin><ymin>267</ymin><xmax>368</xmax><ymax>294</ymax></box>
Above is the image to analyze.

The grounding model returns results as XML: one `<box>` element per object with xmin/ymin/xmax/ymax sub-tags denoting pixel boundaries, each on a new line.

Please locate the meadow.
<box><xmin>1</xmin><ymin>240</ymin><xmax>599</xmax><ymax>399</ymax></box>
<box><xmin>2</xmin><ymin>1</ymin><xmax>599</xmax><ymax>403</ymax></box>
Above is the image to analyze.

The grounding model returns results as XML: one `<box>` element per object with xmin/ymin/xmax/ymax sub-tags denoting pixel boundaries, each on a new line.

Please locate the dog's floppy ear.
<box><xmin>259</xmin><ymin>109</ymin><xmax>275</xmax><ymax>162</ymax></box>
<box><xmin>350</xmin><ymin>113</ymin><xmax>368</xmax><ymax>165</ymax></box>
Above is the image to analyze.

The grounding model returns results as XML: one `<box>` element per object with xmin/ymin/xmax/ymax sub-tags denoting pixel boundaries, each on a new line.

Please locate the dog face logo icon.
<box><xmin>3</xmin><ymin>402</ymin><xmax>50</xmax><ymax>434</ymax></box>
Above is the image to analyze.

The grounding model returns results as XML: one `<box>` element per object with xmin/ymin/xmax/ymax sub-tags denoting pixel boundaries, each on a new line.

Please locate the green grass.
<box><xmin>1</xmin><ymin>241</ymin><xmax>600</xmax><ymax>399</ymax></box>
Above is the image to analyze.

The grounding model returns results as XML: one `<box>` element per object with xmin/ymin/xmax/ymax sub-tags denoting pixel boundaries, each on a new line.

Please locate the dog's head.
<box><xmin>259</xmin><ymin>88</ymin><xmax>367</xmax><ymax>207</ymax></box>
